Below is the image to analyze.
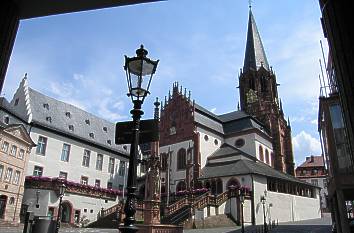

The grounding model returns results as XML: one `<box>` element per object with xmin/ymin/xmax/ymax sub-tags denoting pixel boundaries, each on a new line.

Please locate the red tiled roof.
<box><xmin>297</xmin><ymin>155</ymin><xmax>324</xmax><ymax>168</ymax></box>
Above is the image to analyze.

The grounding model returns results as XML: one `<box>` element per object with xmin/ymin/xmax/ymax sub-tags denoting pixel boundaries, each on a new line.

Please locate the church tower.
<box><xmin>238</xmin><ymin>8</ymin><xmax>295</xmax><ymax>175</ymax></box>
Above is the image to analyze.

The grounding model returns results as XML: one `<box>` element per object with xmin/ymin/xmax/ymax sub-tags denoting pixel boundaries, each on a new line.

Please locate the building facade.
<box><xmin>0</xmin><ymin>77</ymin><xmax>129</xmax><ymax>224</ymax></box>
<box><xmin>0</xmin><ymin>124</ymin><xmax>35</xmax><ymax>224</ymax></box>
<box><xmin>296</xmin><ymin>155</ymin><xmax>328</xmax><ymax>211</ymax></box>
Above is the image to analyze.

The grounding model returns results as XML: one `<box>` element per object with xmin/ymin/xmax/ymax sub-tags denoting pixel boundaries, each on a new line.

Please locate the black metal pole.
<box><xmin>263</xmin><ymin>202</ymin><xmax>267</xmax><ymax>233</ymax></box>
<box><xmin>241</xmin><ymin>201</ymin><xmax>244</xmax><ymax>233</ymax></box>
<box><xmin>119</xmin><ymin>100</ymin><xmax>143</xmax><ymax>233</ymax></box>
<box><xmin>56</xmin><ymin>196</ymin><xmax>63</xmax><ymax>233</ymax></box>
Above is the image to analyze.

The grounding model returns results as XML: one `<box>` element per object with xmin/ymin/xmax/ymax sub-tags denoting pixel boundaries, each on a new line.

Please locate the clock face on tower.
<box><xmin>246</xmin><ymin>89</ymin><xmax>258</xmax><ymax>104</ymax></box>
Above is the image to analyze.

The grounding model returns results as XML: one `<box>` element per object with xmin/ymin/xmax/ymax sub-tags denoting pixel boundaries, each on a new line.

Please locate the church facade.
<box><xmin>156</xmin><ymin>8</ymin><xmax>319</xmax><ymax>225</ymax></box>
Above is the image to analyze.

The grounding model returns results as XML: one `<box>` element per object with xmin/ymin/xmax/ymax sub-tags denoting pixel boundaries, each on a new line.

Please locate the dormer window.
<box><xmin>123</xmin><ymin>145</ymin><xmax>128</xmax><ymax>151</ymax></box>
<box><xmin>85</xmin><ymin>119</ymin><xmax>90</xmax><ymax>125</ymax></box>
<box><xmin>14</xmin><ymin>98</ymin><xmax>19</xmax><ymax>106</ymax></box>
<box><xmin>103</xmin><ymin>127</ymin><xmax>108</xmax><ymax>132</ymax></box>
<box><xmin>46</xmin><ymin>116</ymin><xmax>52</xmax><ymax>123</ymax></box>
<box><xmin>89</xmin><ymin>133</ymin><xmax>94</xmax><ymax>139</ymax></box>
<box><xmin>65</xmin><ymin>112</ymin><xmax>71</xmax><ymax>118</ymax></box>
<box><xmin>69</xmin><ymin>125</ymin><xmax>74</xmax><ymax>131</ymax></box>
<box><xmin>3</xmin><ymin>116</ymin><xmax>9</xmax><ymax>124</ymax></box>
<box><xmin>107</xmin><ymin>140</ymin><xmax>111</xmax><ymax>145</ymax></box>
<box><xmin>43</xmin><ymin>103</ymin><xmax>49</xmax><ymax>110</ymax></box>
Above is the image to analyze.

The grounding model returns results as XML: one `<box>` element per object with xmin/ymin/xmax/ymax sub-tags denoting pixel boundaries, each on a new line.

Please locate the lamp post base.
<box><xmin>119</xmin><ymin>225</ymin><xmax>139</xmax><ymax>233</ymax></box>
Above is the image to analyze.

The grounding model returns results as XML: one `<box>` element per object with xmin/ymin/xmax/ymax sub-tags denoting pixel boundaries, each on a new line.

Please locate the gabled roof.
<box><xmin>243</xmin><ymin>9</ymin><xmax>269</xmax><ymax>71</ymax></box>
<box><xmin>297</xmin><ymin>156</ymin><xmax>325</xmax><ymax>168</ymax></box>
<box><xmin>208</xmin><ymin>143</ymin><xmax>256</xmax><ymax>161</ymax></box>
<box><xmin>0</xmin><ymin>124</ymin><xmax>36</xmax><ymax>146</ymax></box>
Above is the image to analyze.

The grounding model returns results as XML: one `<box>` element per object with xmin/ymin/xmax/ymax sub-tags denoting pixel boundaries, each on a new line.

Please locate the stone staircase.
<box><xmin>193</xmin><ymin>214</ymin><xmax>237</xmax><ymax>229</ymax></box>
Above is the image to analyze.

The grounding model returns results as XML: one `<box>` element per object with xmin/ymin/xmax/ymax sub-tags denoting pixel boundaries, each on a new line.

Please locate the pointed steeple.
<box><xmin>243</xmin><ymin>8</ymin><xmax>269</xmax><ymax>72</ymax></box>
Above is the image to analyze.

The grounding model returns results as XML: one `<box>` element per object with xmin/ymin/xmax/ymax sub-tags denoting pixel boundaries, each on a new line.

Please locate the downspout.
<box><xmin>251</xmin><ymin>174</ymin><xmax>256</xmax><ymax>225</ymax></box>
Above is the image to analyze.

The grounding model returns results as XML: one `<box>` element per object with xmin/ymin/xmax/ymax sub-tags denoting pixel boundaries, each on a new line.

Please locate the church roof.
<box><xmin>243</xmin><ymin>9</ymin><xmax>269</xmax><ymax>71</ymax></box>
<box><xmin>193</xmin><ymin>103</ymin><xmax>267</xmax><ymax>136</ymax></box>
<box><xmin>200</xmin><ymin>153</ymin><xmax>316</xmax><ymax>187</ymax></box>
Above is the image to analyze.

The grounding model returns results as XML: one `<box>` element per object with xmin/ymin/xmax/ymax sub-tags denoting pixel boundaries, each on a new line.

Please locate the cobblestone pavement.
<box><xmin>0</xmin><ymin>215</ymin><xmax>331</xmax><ymax>233</ymax></box>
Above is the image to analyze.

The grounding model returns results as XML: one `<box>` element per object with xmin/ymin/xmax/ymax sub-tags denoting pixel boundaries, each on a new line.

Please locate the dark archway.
<box><xmin>61</xmin><ymin>201</ymin><xmax>72</xmax><ymax>223</ymax></box>
<box><xmin>176</xmin><ymin>181</ymin><xmax>186</xmax><ymax>192</ymax></box>
<box><xmin>227</xmin><ymin>177</ymin><xmax>240</xmax><ymax>189</ymax></box>
<box><xmin>0</xmin><ymin>195</ymin><xmax>7</xmax><ymax>219</ymax></box>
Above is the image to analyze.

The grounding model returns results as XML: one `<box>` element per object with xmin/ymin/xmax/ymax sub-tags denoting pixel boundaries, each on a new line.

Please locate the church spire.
<box><xmin>243</xmin><ymin>8</ymin><xmax>269</xmax><ymax>72</ymax></box>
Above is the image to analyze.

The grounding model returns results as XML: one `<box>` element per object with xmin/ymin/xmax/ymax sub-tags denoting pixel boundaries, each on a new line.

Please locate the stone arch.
<box><xmin>226</xmin><ymin>177</ymin><xmax>240</xmax><ymax>189</ymax></box>
<box><xmin>61</xmin><ymin>200</ymin><xmax>73</xmax><ymax>223</ymax></box>
<box><xmin>176</xmin><ymin>181</ymin><xmax>186</xmax><ymax>192</ymax></box>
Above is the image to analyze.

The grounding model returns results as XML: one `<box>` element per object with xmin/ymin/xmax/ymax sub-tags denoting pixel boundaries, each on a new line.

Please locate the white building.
<box><xmin>0</xmin><ymin>77</ymin><xmax>129</xmax><ymax>224</ymax></box>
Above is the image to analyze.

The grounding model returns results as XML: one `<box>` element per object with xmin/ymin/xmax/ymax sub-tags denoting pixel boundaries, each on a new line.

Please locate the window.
<box><xmin>259</xmin><ymin>146</ymin><xmax>264</xmax><ymax>161</ymax></box>
<box><xmin>13</xmin><ymin>170</ymin><xmax>21</xmax><ymax>185</ymax></box>
<box><xmin>204</xmin><ymin>135</ymin><xmax>209</xmax><ymax>141</ymax></box>
<box><xmin>265</xmin><ymin>149</ymin><xmax>270</xmax><ymax>164</ymax></box>
<box><xmin>177</xmin><ymin>148</ymin><xmax>187</xmax><ymax>170</ymax></box>
<box><xmin>89</xmin><ymin>133</ymin><xmax>94</xmax><ymax>139</ymax></box>
<box><xmin>85</xmin><ymin>119</ymin><xmax>90</xmax><ymax>125</ymax></box>
<box><xmin>4</xmin><ymin>167</ymin><xmax>13</xmax><ymax>182</ymax></box>
<box><xmin>36</xmin><ymin>136</ymin><xmax>47</xmax><ymax>155</ymax></box>
<box><xmin>46</xmin><ymin>116</ymin><xmax>52</xmax><ymax>123</ymax></box>
<box><xmin>3</xmin><ymin>116</ymin><xmax>9</xmax><ymax>124</ymax></box>
<box><xmin>108</xmin><ymin>157</ymin><xmax>115</xmax><ymax>174</ymax></box>
<box><xmin>95</xmin><ymin>179</ymin><xmax>100</xmax><ymax>187</ymax></box>
<box><xmin>235</xmin><ymin>138</ymin><xmax>245</xmax><ymax>148</ymax></box>
<box><xmin>81</xmin><ymin>176</ymin><xmax>88</xmax><ymax>185</ymax></box>
<box><xmin>69</xmin><ymin>125</ymin><xmax>74</xmax><ymax>131</ymax></box>
<box><xmin>96</xmin><ymin>154</ymin><xmax>103</xmax><ymax>171</ymax></box>
<box><xmin>83</xmin><ymin>209</ymin><xmax>87</xmax><ymax>213</ymax></box>
<box><xmin>1</xmin><ymin>141</ymin><xmax>9</xmax><ymax>153</ymax></box>
<box><xmin>33</xmin><ymin>166</ymin><xmax>43</xmax><ymax>177</ymax></box>
<box><xmin>311</xmin><ymin>179</ymin><xmax>319</xmax><ymax>186</ymax></box>
<box><xmin>82</xmin><ymin>150</ymin><xmax>91</xmax><ymax>167</ymax></box>
<box><xmin>0</xmin><ymin>164</ymin><xmax>4</xmax><ymax>180</ymax></box>
<box><xmin>214</xmin><ymin>139</ymin><xmax>218</xmax><ymax>145</ymax></box>
<box><xmin>90</xmin><ymin>209</ymin><xmax>93</xmax><ymax>214</ymax></box>
<box><xmin>103</xmin><ymin>127</ymin><xmax>107</xmax><ymax>132</ymax></box>
<box><xmin>43</xmin><ymin>103</ymin><xmax>49</xmax><ymax>110</ymax></box>
<box><xmin>61</xmin><ymin>144</ymin><xmax>70</xmax><ymax>162</ymax></box>
<box><xmin>65</xmin><ymin>112</ymin><xmax>71</xmax><ymax>118</ymax></box>
<box><xmin>9</xmin><ymin>197</ymin><xmax>15</xmax><ymax>205</ymax></box>
<box><xmin>118</xmin><ymin>161</ymin><xmax>126</xmax><ymax>176</ymax></box>
<box><xmin>10</xmin><ymin>145</ymin><xmax>17</xmax><ymax>157</ymax></box>
<box><xmin>18</xmin><ymin>149</ymin><xmax>25</xmax><ymax>159</ymax></box>
<box><xmin>107</xmin><ymin>140</ymin><xmax>111</xmax><ymax>145</ymax></box>
<box><xmin>59</xmin><ymin>171</ymin><xmax>68</xmax><ymax>180</ymax></box>
<box><xmin>14</xmin><ymin>98</ymin><xmax>19</xmax><ymax>106</ymax></box>
<box><xmin>107</xmin><ymin>182</ymin><xmax>113</xmax><ymax>189</ymax></box>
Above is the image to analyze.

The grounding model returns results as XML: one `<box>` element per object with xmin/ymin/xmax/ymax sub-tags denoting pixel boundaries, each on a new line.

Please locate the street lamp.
<box><xmin>239</xmin><ymin>190</ymin><xmax>245</xmax><ymax>233</ymax></box>
<box><xmin>260</xmin><ymin>190</ymin><xmax>267</xmax><ymax>233</ymax></box>
<box><xmin>120</xmin><ymin>45</ymin><xmax>159</xmax><ymax>233</ymax></box>
<box><xmin>56</xmin><ymin>183</ymin><xmax>66</xmax><ymax>233</ymax></box>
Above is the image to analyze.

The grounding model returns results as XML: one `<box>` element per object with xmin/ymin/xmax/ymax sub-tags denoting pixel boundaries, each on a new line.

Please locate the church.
<box><xmin>155</xmin><ymin>8</ymin><xmax>321</xmax><ymax>225</ymax></box>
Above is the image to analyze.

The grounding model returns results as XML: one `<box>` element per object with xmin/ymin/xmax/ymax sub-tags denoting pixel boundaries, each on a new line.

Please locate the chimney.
<box><xmin>306</xmin><ymin>156</ymin><xmax>310</xmax><ymax>161</ymax></box>
<box><xmin>310</xmin><ymin>155</ymin><xmax>314</xmax><ymax>162</ymax></box>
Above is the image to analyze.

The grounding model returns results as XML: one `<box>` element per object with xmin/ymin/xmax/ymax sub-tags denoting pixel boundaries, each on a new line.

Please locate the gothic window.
<box><xmin>261</xmin><ymin>76</ymin><xmax>267</xmax><ymax>92</ymax></box>
<box><xmin>249</xmin><ymin>78</ymin><xmax>255</xmax><ymax>90</ymax></box>
<box><xmin>259</xmin><ymin>146</ymin><xmax>264</xmax><ymax>161</ymax></box>
<box><xmin>118</xmin><ymin>161</ymin><xmax>126</xmax><ymax>176</ymax></box>
<box><xmin>161</xmin><ymin>153</ymin><xmax>167</xmax><ymax>171</ymax></box>
<box><xmin>108</xmin><ymin>157</ymin><xmax>115</xmax><ymax>174</ymax></box>
<box><xmin>177</xmin><ymin>148</ymin><xmax>187</xmax><ymax>170</ymax></box>
<box><xmin>265</xmin><ymin>149</ymin><xmax>270</xmax><ymax>164</ymax></box>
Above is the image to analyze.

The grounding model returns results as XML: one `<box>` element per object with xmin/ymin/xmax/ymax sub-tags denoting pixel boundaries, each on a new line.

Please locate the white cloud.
<box><xmin>292</xmin><ymin>131</ymin><xmax>321</xmax><ymax>165</ymax></box>
<box><xmin>210</xmin><ymin>108</ymin><xmax>217</xmax><ymax>113</ymax></box>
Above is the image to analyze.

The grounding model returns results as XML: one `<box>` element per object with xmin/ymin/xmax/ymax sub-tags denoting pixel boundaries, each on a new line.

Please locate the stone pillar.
<box><xmin>0</xmin><ymin>0</ymin><xmax>19</xmax><ymax>93</ymax></box>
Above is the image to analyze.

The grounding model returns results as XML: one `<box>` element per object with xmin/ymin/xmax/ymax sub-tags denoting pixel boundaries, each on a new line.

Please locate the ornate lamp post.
<box><xmin>120</xmin><ymin>45</ymin><xmax>159</xmax><ymax>233</ymax></box>
<box><xmin>260</xmin><ymin>190</ymin><xmax>267</xmax><ymax>233</ymax></box>
<box><xmin>239</xmin><ymin>190</ymin><xmax>245</xmax><ymax>233</ymax></box>
<box><xmin>55</xmin><ymin>183</ymin><xmax>66</xmax><ymax>233</ymax></box>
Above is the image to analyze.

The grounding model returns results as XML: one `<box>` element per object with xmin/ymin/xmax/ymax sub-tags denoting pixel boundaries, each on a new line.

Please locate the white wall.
<box><xmin>197</xmin><ymin>128</ymin><xmax>223</xmax><ymax>168</ymax></box>
<box><xmin>28</xmin><ymin>127</ymin><xmax>128</xmax><ymax>189</ymax></box>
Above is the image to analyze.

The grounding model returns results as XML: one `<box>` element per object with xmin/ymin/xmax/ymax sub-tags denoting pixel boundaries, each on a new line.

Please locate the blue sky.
<box><xmin>2</xmin><ymin>0</ymin><xmax>326</xmax><ymax>165</ymax></box>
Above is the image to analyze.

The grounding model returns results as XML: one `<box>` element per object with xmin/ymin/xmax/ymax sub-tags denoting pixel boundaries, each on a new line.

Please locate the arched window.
<box><xmin>177</xmin><ymin>148</ymin><xmax>186</xmax><ymax>170</ymax></box>
<box><xmin>226</xmin><ymin>177</ymin><xmax>240</xmax><ymax>189</ymax></box>
<box><xmin>265</xmin><ymin>149</ymin><xmax>270</xmax><ymax>164</ymax></box>
<box><xmin>259</xmin><ymin>146</ymin><xmax>264</xmax><ymax>161</ymax></box>
<box><xmin>176</xmin><ymin>181</ymin><xmax>186</xmax><ymax>192</ymax></box>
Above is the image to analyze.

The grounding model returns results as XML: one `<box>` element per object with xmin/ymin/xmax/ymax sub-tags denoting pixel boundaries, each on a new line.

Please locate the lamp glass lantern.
<box><xmin>59</xmin><ymin>184</ymin><xmax>66</xmax><ymax>197</ymax></box>
<box><xmin>124</xmin><ymin>45</ymin><xmax>159</xmax><ymax>103</ymax></box>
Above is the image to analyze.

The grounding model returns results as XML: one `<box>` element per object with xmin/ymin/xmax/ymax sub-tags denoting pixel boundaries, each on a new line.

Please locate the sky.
<box><xmin>2</xmin><ymin>0</ymin><xmax>326</xmax><ymax>165</ymax></box>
